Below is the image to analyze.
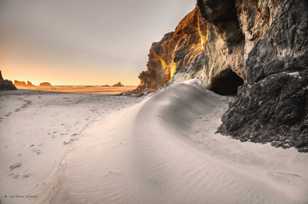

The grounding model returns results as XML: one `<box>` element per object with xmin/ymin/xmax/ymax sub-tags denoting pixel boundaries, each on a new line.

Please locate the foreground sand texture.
<box><xmin>1</xmin><ymin>81</ymin><xmax>308</xmax><ymax>204</ymax></box>
<box><xmin>0</xmin><ymin>91</ymin><xmax>141</xmax><ymax>204</ymax></box>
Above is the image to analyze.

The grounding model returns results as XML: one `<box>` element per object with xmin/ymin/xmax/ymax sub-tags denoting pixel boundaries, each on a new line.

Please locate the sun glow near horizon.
<box><xmin>1</xmin><ymin>64</ymin><xmax>140</xmax><ymax>86</ymax></box>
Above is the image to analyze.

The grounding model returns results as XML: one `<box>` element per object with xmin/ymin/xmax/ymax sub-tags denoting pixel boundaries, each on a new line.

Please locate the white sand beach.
<box><xmin>0</xmin><ymin>91</ymin><xmax>141</xmax><ymax>204</ymax></box>
<box><xmin>1</xmin><ymin>81</ymin><xmax>308</xmax><ymax>204</ymax></box>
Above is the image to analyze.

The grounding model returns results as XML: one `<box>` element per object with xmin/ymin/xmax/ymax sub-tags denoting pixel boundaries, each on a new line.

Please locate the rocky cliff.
<box><xmin>137</xmin><ymin>0</ymin><xmax>308</xmax><ymax>151</ymax></box>
<box><xmin>217</xmin><ymin>0</ymin><xmax>308</xmax><ymax>152</ymax></box>
<box><xmin>0</xmin><ymin>70</ymin><xmax>17</xmax><ymax>90</ymax></box>
<box><xmin>135</xmin><ymin>8</ymin><xmax>207</xmax><ymax>92</ymax></box>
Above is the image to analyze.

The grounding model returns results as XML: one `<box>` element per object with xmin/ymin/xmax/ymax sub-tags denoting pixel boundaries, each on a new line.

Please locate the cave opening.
<box><xmin>209</xmin><ymin>68</ymin><xmax>243</xmax><ymax>96</ymax></box>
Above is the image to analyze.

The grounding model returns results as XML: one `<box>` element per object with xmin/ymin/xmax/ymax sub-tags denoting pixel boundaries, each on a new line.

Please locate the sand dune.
<box><xmin>44</xmin><ymin>80</ymin><xmax>308</xmax><ymax>204</ymax></box>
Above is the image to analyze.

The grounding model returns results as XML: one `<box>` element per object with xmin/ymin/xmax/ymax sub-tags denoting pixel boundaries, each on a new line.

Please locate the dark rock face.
<box><xmin>197</xmin><ymin>0</ymin><xmax>236</xmax><ymax>22</ymax></box>
<box><xmin>0</xmin><ymin>80</ymin><xmax>17</xmax><ymax>90</ymax></box>
<box><xmin>217</xmin><ymin>0</ymin><xmax>308</xmax><ymax>152</ymax></box>
<box><xmin>0</xmin><ymin>71</ymin><xmax>3</xmax><ymax>81</ymax></box>
<box><xmin>0</xmin><ymin>70</ymin><xmax>17</xmax><ymax>91</ymax></box>
<box><xmin>197</xmin><ymin>0</ymin><xmax>243</xmax><ymax>46</ymax></box>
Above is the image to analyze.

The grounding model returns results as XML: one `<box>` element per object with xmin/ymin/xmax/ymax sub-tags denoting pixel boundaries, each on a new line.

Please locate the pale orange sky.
<box><xmin>1</xmin><ymin>63</ymin><xmax>140</xmax><ymax>86</ymax></box>
<box><xmin>0</xmin><ymin>0</ymin><xmax>194</xmax><ymax>85</ymax></box>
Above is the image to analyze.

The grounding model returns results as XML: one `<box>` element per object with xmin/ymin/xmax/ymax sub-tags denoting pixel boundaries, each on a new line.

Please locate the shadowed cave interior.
<box><xmin>208</xmin><ymin>68</ymin><xmax>244</xmax><ymax>96</ymax></box>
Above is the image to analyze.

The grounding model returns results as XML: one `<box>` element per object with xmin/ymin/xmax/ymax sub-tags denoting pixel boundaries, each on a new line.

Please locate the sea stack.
<box><xmin>14</xmin><ymin>80</ymin><xmax>27</xmax><ymax>87</ymax></box>
<box><xmin>26</xmin><ymin>81</ymin><xmax>35</xmax><ymax>87</ymax></box>
<box><xmin>112</xmin><ymin>82</ymin><xmax>124</xmax><ymax>87</ymax></box>
<box><xmin>0</xmin><ymin>70</ymin><xmax>17</xmax><ymax>90</ymax></box>
<box><xmin>39</xmin><ymin>82</ymin><xmax>52</xmax><ymax>87</ymax></box>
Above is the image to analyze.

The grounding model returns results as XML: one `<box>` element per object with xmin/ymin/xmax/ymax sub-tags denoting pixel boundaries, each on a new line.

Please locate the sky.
<box><xmin>0</xmin><ymin>0</ymin><xmax>195</xmax><ymax>85</ymax></box>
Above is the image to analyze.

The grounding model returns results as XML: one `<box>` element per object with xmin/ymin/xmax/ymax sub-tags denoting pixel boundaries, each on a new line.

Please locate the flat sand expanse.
<box><xmin>0</xmin><ymin>91</ymin><xmax>141</xmax><ymax>204</ymax></box>
<box><xmin>1</xmin><ymin>80</ymin><xmax>308</xmax><ymax>204</ymax></box>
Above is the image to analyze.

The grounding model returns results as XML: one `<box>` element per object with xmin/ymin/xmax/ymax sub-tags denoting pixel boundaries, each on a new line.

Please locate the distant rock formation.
<box><xmin>0</xmin><ymin>70</ymin><xmax>17</xmax><ymax>90</ymax></box>
<box><xmin>14</xmin><ymin>80</ymin><xmax>36</xmax><ymax>88</ymax></box>
<box><xmin>26</xmin><ymin>81</ymin><xmax>35</xmax><ymax>87</ymax></box>
<box><xmin>39</xmin><ymin>82</ymin><xmax>52</xmax><ymax>87</ymax></box>
<box><xmin>101</xmin><ymin>84</ymin><xmax>110</xmax><ymax>87</ymax></box>
<box><xmin>14</xmin><ymin>80</ymin><xmax>27</xmax><ymax>87</ymax></box>
<box><xmin>112</xmin><ymin>82</ymin><xmax>124</xmax><ymax>87</ymax></box>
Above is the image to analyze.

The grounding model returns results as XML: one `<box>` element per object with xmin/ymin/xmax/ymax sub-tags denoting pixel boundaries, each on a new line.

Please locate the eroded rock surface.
<box><xmin>218</xmin><ymin>0</ymin><xmax>308</xmax><ymax>152</ymax></box>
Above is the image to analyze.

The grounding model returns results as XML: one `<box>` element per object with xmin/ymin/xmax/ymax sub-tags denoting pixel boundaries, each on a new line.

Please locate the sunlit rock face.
<box><xmin>0</xmin><ymin>70</ymin><xmax>17</xmax><ymax>91</ymax></box>
<box><xmin>137</xmin><ymin>4</ymin><xmax>244</xmax><ymax>92</ymax></box>
<box><xmin>136</xmin><ymin>8</ymin><xmax>207</xmax><ymax>92</ymax></box>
